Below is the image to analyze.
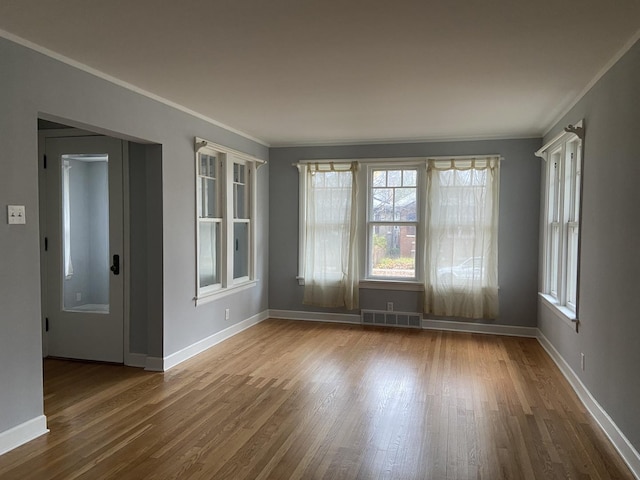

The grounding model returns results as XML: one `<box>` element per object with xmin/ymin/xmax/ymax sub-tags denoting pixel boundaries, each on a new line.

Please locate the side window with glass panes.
<box><xmin>198</xmin><ymin>150</ymin><xmax>223</xmax><ymax>292</ymax></box>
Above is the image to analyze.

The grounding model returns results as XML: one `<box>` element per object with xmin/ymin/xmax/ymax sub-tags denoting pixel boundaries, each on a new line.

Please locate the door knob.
<box><xmin>110</xmin><ymin>254</ymin><xmax>120</xmax><ymax>275</ymax></box>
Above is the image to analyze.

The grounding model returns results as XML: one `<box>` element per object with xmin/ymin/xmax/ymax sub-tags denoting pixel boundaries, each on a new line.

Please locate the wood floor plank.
<box><xmin>0</xmin><ymin>319</ymin><xmax>634</xmax><ymax>479</ymax></box>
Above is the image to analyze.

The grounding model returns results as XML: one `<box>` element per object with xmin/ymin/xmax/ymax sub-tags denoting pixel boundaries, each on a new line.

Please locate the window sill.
<box><xmin>538</xmin><ymin>292</ymin><xmax>577</xmax><ymax>328</ymax></box>
<box><xmin>359</xmin><ymin>280</ymin><xmax>424</xmax><ymax>291</ymax></box>
<box><xmin>195</xmin><ymin>280</ymin><xmax>259</xmax><ymax>306</ymax></box>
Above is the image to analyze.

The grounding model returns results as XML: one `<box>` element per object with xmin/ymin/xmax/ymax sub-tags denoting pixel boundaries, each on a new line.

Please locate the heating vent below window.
<box><xmin>361</xmin><ymin>310</ymin><xmax>422</xmax><ymax>329</ymax></box>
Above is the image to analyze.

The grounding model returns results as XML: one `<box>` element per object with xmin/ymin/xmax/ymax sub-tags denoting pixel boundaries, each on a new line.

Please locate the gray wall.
<box><xmin>128</xmin><ymin>142</ymin><xmax>164</xmax><ymax>356</ymax></box>
<box><xmin>539</xmin><ymin>39</ymin><xmax>640</xmax><ymax>451</ymax></box>
<box><xmin>0</xmin><ymin>36</ymin><xmax>268</xmax><ymax>434</ymax></box>
<box><xmin>269</xmin><ymin>138</ymin><xmax>541</xmax><ymax>327</ymax></box>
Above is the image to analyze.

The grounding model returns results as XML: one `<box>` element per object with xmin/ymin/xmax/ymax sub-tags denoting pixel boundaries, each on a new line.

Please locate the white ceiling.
<box><xmin>1</xmin><ymin>0</ymin><xmax>639</xmax><ymax>146</ymax></box>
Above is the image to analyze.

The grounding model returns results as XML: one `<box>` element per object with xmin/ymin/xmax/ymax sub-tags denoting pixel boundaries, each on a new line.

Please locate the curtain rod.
<box><xmin>535</xmin><ymin>121</ymin><xmax>584</xmax><ymax>158</ymax></box>
<box><xmin>292</xmin><ymin>154</ymin><xmax>503</xmax><ymax>167</ymax></box>
<box><xmin>195</xmin><ymin>137</ymin><xmax>267</xmax><ymax>166</ymax></box>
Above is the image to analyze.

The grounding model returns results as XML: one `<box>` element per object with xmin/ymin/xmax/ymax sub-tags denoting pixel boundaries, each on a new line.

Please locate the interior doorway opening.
<box><xmin>37</xmin><ymin>117</ymin><xmax>164</xmax><ymax>368</ymax></box>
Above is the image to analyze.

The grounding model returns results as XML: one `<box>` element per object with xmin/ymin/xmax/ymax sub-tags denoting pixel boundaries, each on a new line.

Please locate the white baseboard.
<box><xmin>537</xmin><ymin>331</ymin><xmax>640</xmax><ymax>478</ymax></box>
<box><xmin>422</xmin><ymin>318</ymin><xmax>538</xmax><ymax>337</ymax></box>
<box><xmin>268</xmin><ymin>309</ymin><xmax>361</xmax><ymax>325</ymax></box>
<box><xmin>268</xmin><ymin>310</ymin><xmax>538</xmax><ymax>338</ymax></box>
<box><xmin>157</xmin><ymin>310</ymin><xmax>270</xmax><ymax>372</ymax></box>
<box><xmin>0</xmin><ymin>415</ymin><xmax>48</xmax><ymax>456</ymax></box>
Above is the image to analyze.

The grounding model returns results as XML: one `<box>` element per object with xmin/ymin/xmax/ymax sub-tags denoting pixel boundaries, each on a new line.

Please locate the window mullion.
<box><xmin>559</xmin><ymin>142</ymin><xmax>572</xmax><ymax>307</ymax></box>
<box><xmin>224</xmin><ymin>156</ymin><xmax>234</xmax><ymax>288</ymax></box>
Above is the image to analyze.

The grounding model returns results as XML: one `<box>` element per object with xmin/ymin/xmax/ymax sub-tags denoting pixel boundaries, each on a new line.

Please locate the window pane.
<box><xmin>394</xmin><ymin>188</ymin><xmax>416</xmax><ymax>221</ymax></box>
<box><xmin>234</xmin><ymin>183</ymin><xmax>246</xmax><ymax>219</ymax></box>
<box><xmin>370</xmin><ymin>224</ymin><xmax>416</xmax><ymax>278</ymax></box>
<box><xmin>371</xmin><ymin>188</ymin><xmax>393</xmax><ymax>221</ymax></box>
<box><xmin>61</xmin><ymin>155</ymin><xmax>110</xmax><ymax>313</ymax></box>
<box><xmin>200</xmin><ymin>153</ymin><xmax>216</xmax><ymax>177</ymax></box>
<box><xmin>370</xmin><ymin>169</ymin><xmax>418</xmax><ymax>222</ymax></box>
<box><xmin>549</xmin><ymin>223</ymin><xmax>560</xmax><ymax>297</ymax></box>
<box><xmin>572</xmin><ymin>142</ymin><xmax>581</xmax><ymax>222</ymax></box>
<box><xmin>387</xmin><ymin>170</ymin><xmax>402</xmax><ymax>187</ymax></box>
<box><xmin>551</xmin><ymin>152</ymin><xmax>562</xmax><ymax>222</ymax></box>
<box><xmin>200</xmin><ymin>177</ymin><xmax>217</xmax><ymax>218</ymax></box>
<box><xmin>200</xmin><ymin>154</ymin><xmax>209</xmax><ymax>176</ymax></box>
<box><xmin>403</xmin><ymin>170</ymin><xmax>417</xmax><ymax>186</ymax></box>
<box><xmin>564</xmin><ymin>146</ymin><xmax>574</xmax><ymax>219</ymax></box>
<box><xmin>233</xmin><ymin>222</ymin><xmax>249</xmax><ymax>279</ymax></box>
<box><xmin>567</xmin><ymin>224</ymin><xmax>579</xmax><ymax>306</ymax></box>
<box><xmin>199</xmin><ymin>222</ymin><xmax>220</xmax><ymax>288</ymax></box>
<box><xmin>234</xmin><ymin>163</ymin><xmax>245</xmax><ymax>183</ymax></box>
<box><xmin>372</xmin><ymin>170</ymin><xmax>386</xmax><ymax>187</ymax></box>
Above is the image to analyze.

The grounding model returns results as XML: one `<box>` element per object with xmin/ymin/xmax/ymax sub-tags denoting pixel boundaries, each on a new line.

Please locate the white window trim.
<box><xmin>539</xmin><ymin>292</ymin><xmax>576</xmax><ymax>327</ymax></box>
<box><xmin>364</xmin><ymin>162</ymin><xmax>425</xmax><ymax>282</ymax></box>
<box><xmin>359</xmin><ymin>279</ymin><xmax>424</xmax><ymax>291</ymax></box>
<box><xmin>535</xmin><ymin>121</ymin><xmax>583</xmax><ymax>323</ymax></box>
<box><xmin>194</xmin><ymin>137</ymin><xmax>265</xmax><ymax>304</ymax></box>
<box><xmin>196</xmin><ymin>279</ymin><xmax>259</xmax><ymax>306</ymax></box>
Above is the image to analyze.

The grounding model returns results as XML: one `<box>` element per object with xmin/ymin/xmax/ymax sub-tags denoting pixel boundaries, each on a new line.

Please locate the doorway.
<box><xmin>40</xmin><ymin>130</ymin><xmax>125</xmax><ymax>363</ymax></box>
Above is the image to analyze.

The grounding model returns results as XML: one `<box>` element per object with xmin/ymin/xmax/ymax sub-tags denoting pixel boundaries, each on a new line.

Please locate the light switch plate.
<box><xmin>7</xmin><ymin>205</ymin><xmax>26</xmax><ymax>224</ymax></box>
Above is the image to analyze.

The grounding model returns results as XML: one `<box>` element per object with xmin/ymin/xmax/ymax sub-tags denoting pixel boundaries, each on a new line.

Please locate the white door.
<box><xmin>43</xmin><ymin>136</ymin><xmax>124</xmax><ymax>363</ymax></box>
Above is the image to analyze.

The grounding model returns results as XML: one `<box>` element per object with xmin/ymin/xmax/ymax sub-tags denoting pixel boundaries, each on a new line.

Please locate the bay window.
<box><xmin>297</xmin><ymin>156</ymin><xmax>500</xmax><ymax>319</ymax></box>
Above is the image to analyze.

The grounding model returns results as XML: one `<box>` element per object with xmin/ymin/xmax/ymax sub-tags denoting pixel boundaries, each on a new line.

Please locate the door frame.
<box><xmin>38</xmin><ymin>126</ymin><xmax>132</xmax><ymax>364</ymax></box>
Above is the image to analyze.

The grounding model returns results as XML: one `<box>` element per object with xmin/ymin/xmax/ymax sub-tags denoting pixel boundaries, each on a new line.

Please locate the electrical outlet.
<box><xmin>387</xmin><ymin>302</ymin><xmax>393</xmax><ymax>311</ymax></box>
<box><xmin>225</xmin><ymin>308</ymin><xmax>230</xmax><ymax>320</ymax></box>
<box><xmin>76</xmin><ymin>292</ymin><xmax>82</xmax><ymax>302</ymax></box>
<box><xmin>581</xmin><ymin>353</ymin><xmax>585</xmax><ymax>371</ymax></box>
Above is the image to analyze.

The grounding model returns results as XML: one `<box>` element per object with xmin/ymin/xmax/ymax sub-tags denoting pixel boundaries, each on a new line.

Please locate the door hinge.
<box><xmin>44</xmin><ymin>155</ymin><xmax>47</xmax><ymax>169</ymax></box>
<box><xmin>44</xmin><ymin>237</ymin><xmax>48</xmax><ymax>251</ymax></box>
<box><xmin>45</xmin><ymin>317</ymin><xmax>49</xmax><ymax>332</ymax></box>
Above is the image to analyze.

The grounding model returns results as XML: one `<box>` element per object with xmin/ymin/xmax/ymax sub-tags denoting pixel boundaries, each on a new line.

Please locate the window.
<box><xmin>536</xmin><ymin>122</ymin><xmax>583</xmax><ymax>319</ymax></box>
<box><xmin>232</xmin><ymin>158</ymin><xmax>252</xmax><ymax>283</ymax></box>
<box><xmin>297</xmin><ymin>156</ymin><xmax>500</xmax><ymax>319</ymax></box>
<box><xmin>198</xmin><ymin>150</ymin><xmax>222</xmax><ymax>292</ymax></box>
<box><xmin>368</xmin><ymin>168</ymin><xmax>419</xmax><ymax>280</ymax></box>
<box><xmin>196</xmin><ymin>138</ymin><xmax>261</xmax><ymax>303</ymax></box>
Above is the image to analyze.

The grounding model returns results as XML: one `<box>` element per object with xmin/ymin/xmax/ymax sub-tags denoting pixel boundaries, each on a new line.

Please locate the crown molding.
<box><xmin>543</xmin><ymin>27</ymin><xmax>640</xmax><ymax>138</ymax></box>
<box><xmin>0</xmin><ymin>28</ymin><xmax>270</xmax><ymax>147</ymax></box>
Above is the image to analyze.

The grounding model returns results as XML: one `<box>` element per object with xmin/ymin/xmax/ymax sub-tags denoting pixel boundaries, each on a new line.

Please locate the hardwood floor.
<box><xmin>0</xmin><ymin>319</ymin><xmax>633</xmax><ymax>479</ymax></box>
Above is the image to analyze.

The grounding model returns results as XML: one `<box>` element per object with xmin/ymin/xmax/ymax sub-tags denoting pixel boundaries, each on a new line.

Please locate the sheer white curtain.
<box><xmin>302</xmin><ymin>162</ymin><xmax>359</xmax><ymax>309</ymax></box>
<box><xmin>424</xmin><ymin>157</ymin><xmax>499</xmax><ymax>318</ymax></box>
